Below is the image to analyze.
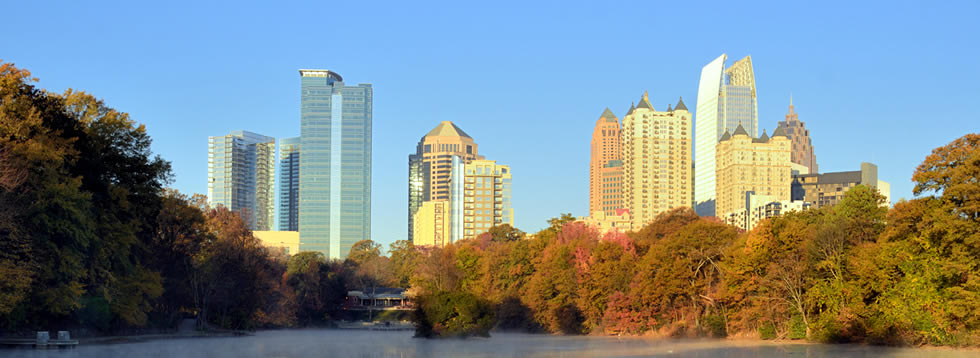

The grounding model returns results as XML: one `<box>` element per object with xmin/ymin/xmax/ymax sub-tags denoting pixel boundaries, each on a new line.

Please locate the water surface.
<box><xmin>0</xmin><ymin>330</ymin><xmax>975</xmax><ymax>358</ymax></box>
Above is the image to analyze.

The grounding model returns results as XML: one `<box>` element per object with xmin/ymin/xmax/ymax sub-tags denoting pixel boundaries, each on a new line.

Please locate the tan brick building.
<box><xmin>622</xmin><ymin>92</ymin><xmax>692</xmax><ymax>229</ymax></box>
<box><xmin>715</xmin><ymin>124</ymin><xmax>792</xmax><ymax>217</ymax></box>
<box><xmin>412</xmin><ymin>200</ymin><xmax>450</xmax><ymax>247</ymax></box>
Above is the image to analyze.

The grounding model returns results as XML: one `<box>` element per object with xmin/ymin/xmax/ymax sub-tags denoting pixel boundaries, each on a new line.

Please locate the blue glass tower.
<box><xmin>298</xmin><ymin>70</ymin><xmax>372</xmax><ymax>259</ymax></box>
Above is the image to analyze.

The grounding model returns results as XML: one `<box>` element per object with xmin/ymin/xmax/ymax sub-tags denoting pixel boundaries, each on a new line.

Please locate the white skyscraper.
<box><xmin>694</xmin><ymin>54</ymin><xmax>759</xmax><ymax>217</ymax></box>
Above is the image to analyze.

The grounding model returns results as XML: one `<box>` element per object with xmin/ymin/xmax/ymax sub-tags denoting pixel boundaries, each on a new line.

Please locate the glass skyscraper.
<box><xmin>298</xmin><ymin>69</ymin><xmax>372</xmax><ymax>259</ymax></box>
<box><xmin>278</xmin><ymin>136</ymin><xmax>300</xmax><ymax>231</ymax></box>
<box><xmin>207</xmin><ymin>130</ymin><xmax>276</xmax><ymax>230</ymax></box>
<box><xmin>694</xmin><ymin>54</ymin><xmax>758</xmax><ymax>217</ymax></box>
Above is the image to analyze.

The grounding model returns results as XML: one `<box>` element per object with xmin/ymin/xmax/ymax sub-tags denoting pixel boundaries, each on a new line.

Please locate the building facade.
<box><xmin>578</xmin><ymin>209</ymin><xmax>633</xmax><ymax>234</ymax></box>
<box><xmin>449</xmin><ymin>159</ymin><xmax>513</xmax><ymax>242</ymax></box>
<box><xmin>715</xmin><ymin>125</ymin><xmax>792</xmax><ymax>218</ymax></box>
<box><xmin>412</xmin><ymin>200</ymin><xmax>450</xmax><ymax>247</ymax></box>
<box><xmin>298</xmin><ymin>69</ymin><xmax>372</xmax><ymax>259</ymax></box>
<box><xmin>695</xmin><ymin>54</ymin><xmax>759</xmax><ymax>217</ymax></box>
<box><xmin>721</xmin><ymin>193</ymin><xmax>810</xmax><ymax>231</ymax></box>
<box><xmin>278</xmin><ymin>136</ymin><xmax>300</xmax><ymax>231</ymax></box>
<box><xmin>589</xmin><ymin>108</ymin><xmax>622</xmax><ymax>216</ymax></box>
<box><xmin>776</xmin><ymin>97</ymin><xmax>818</xmax><ymax>174</ymax></box>
<box><xmin>621</xmin><ymin>93</ymin><xmax>692</xmax><ymax>229</ymax></box>
<box><xmin>207</xmin><ymin>130</ymin><xmax>276</xmax><ymax>231</ymax></box>
<box><xmin>792</xmin><ymin>162</ymin><xmax>881</xmax><ymax>208</ymax></box>
<box><xmin>408</xmin><ymin>122</ymin><xmax>482</xmax><ymax>242</ymax></box>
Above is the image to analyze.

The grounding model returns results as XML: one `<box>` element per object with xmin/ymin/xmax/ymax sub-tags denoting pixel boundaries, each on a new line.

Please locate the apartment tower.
<box><xmin>298</xmin><ymin>69</ymin><xmax>372</xmax><ymax>259</ymax></box>
<box><xmin>621</xmin><ymin>92</ymin><xmax>692</xmax><ymax>229</ymax></box>
<box><xmin>408</xmin><ymin>121</ymin><xmax>482</xmax><ymax>242</ymax></box>
<box><xmin>449</xmin><ymin>158</ymin><xmax>513</xmax><ymax>242</ymax></box>
<box><xmin>589</xmin><ymin>108</ymin><xmax>623</xmax><ymax>216</ymax></box>
<box><xmin>715</xmin><ymin>125</ymin><xmax>792</xmax><ymax>217</ymax></box>
<box><xmin>694</xmin><ymin>54</ymin><xmax>759</xmax><ymax>217</ymax></box>
<box><xmin>207</xmin><ymin>130</ymin><xmax>276</xmax><ymax>231</ymax></box>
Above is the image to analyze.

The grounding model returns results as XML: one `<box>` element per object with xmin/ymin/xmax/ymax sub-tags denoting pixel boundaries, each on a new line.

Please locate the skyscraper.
<box><xmin>207</xmin><ymin>130</ymin><xmax>276</xmax><ymax>231</ymax></box>
<box><xmin>278</xmin><ymin>136</ymin><xmax>300</xmax><ymax>231</ymax></box>
<box><xmin>449</xmin><ymin>158</ymin><xmax>513</xmax><ymax>242</ymax></box>
<box><xmin>298</xmin><ymin>69</ymin><xmax>372</xmax><ymax>259</ymax></box>
<box><xmin>589</xmin><ymin>108</ymin><xmax>622</xmax><ymax>216</ymax></box>
<box><xmin>408</xmin><ymin>121</ymin><xmax>482</xmax><ymax>242</ymax></box>
<box><xmin>694</xmin><ymin>54</ymin><xmax>759</xmax><ymax>217</ymax></box>
<box><xmin>776</xmin><ymin>97</ymin><xmax>818</xmax><ymax>174</ymax></box>
<box><xmin>621</xmin><ymin>93</ymin><xmax>692</xmax><ymax>229</ymax></box>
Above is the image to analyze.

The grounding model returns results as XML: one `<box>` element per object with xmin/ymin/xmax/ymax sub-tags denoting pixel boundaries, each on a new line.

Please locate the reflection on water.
<box><xmin>0</xmin><ymin>330</ymin><xmax>976</xmax><ymax>358</ymax></box>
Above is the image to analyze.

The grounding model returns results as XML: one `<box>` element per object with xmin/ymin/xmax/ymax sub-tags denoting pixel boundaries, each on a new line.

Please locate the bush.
<box><xmin>788</xmin><ymin>314</ymin><xmax>807</xmax><ymax>340</ymax></box>
<box><xmin>704</xmin><ymin>314</ymin><xmax>727</xmax><ymax>338</ymax></box>
<box><xmin>758</xmin><ymin>322</ymin><xmax>777</xmax><ymax>340</ymax></box>
<box><xmin>413</xmin><ymin>291</ymin><xmax>494</xmax><ymax>338</ymax></box>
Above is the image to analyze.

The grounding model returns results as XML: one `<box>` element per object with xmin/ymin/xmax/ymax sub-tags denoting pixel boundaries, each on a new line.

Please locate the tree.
<box><xmin>913</xmin><ymin>133</ymin><xmax>980</xmax><ymax>220</ymax></box>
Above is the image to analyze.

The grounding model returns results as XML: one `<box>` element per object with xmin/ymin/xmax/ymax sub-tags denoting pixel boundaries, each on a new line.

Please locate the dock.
<box><xmin>0</xmin><ymin>331</ymin><xmax>78</xmax><ymax>349</ymax></box>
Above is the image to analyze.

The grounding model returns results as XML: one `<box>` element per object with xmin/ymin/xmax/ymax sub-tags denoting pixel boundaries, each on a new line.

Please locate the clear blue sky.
<box><xmin>3</xmin><ymin>1</ymin><xmax>978</xmax><ymax>249</ymax></box>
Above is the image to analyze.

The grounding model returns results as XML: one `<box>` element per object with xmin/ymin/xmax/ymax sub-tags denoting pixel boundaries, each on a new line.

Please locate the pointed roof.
<box><xmin>674</xmin><ymin>96</ymin><xmax>688</xmax><ymax>111</ymax></box>
<box><xmin>425</xmin><ymin>121</ymin><xmax>472</xmax><ymax>138</ymax></box>
<box><xmin>600</xmin><ymin>108</ymin><xmax>618</xmax><ymax>122</ymax></box>
<box><xmin>732</xmin><ymin>123</ymin><xmax>749</xmax><ymax>137</ymax></box>
<box><xmin>772</xmin><ymin>126</ymin><xmax>788</xmax><ymax>138</ymax></box>
<box><xmin>753</xmin><ymin>129</ymin><xmax>770</xmax><ymax>143</ymax></box>
<box><xmin>667</xmin><ymin>104</ymin><xmax>673</xmax><ymax>112</ymax></box>
<box><xmin>635</xmin><ymin>91</ymin><xmax>654</xmax><ymax>110</ymax></box>
<box><xmin>719</xmin><ymin>130</ymin><xmax>732</xmax><ymax>142</ymax></box>
<box><xmin>626</xmin><ymin>102</ymin><xmax>635</xmax><ymax>116</ymax></box>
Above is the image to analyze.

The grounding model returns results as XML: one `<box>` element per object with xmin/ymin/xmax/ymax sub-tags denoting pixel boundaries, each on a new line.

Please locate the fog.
<box><xmin>1</xmin><ymin>330</ymin><xmax>976</xmax><ymax>358</ymax></box>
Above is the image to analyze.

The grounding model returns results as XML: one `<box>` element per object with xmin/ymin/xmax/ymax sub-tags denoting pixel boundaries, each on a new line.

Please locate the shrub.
<box><xmin>413</xmin><ymin>290</ymin><xmax>494</xmax><ymax>338</ymax></box>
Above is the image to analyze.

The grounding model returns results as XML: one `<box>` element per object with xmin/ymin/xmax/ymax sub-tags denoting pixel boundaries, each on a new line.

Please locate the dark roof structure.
<box><xmin>771</xmin><ymin>126</ymin><xmax>788</xmax><ymax>138</ymax></box>
<box><xmin>719</xmin><ymin>130</ymin><xmax>732</xmax><ymax>142</ymax></box>
<box><xmin>674</xmin><ymin>97</ymin><xmax>688</xmax><ymax>111</ymax></box>
<box><xmin>626</xmin><ymin>102</ymin><xmax>635</xmax><ymax>116</ymax></box>
<box><xmin>753</xmin><ymin>129</ymin><xmax>770</xmax><ymax>143</ymax></box>
<box><xmin>636</xmin><ymin>91</ymin><xmax>654</xmax><ymax>110</ymax></box>
<box><xmin>600</xmin><ymin>108</ymin><xmax>618</xmax><ymax>122</ymax></box>
<box><xmin>732</xmin><ymin>123</ymin><xmax>749</xmax><ymax>137</ymax></box>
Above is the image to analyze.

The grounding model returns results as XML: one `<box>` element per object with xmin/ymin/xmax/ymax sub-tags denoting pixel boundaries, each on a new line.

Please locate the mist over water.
<box><xmin>0</xmin><ymin>330</ymin><xmax>975</xmax><ymax>358</ymax></box>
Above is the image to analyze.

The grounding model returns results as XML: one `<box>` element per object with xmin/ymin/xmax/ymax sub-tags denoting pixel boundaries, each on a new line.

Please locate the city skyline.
<box><xmin>5</xmin><ymin>1</ymin><xmax>977</xmax><ymax>250</ymax></box>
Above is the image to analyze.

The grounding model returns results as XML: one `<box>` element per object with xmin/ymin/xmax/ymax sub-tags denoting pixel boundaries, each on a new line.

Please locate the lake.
<box><xmin>0</xmin><ymin>330</ymin><xmax>975</xmax><ymax>358</ymax></box>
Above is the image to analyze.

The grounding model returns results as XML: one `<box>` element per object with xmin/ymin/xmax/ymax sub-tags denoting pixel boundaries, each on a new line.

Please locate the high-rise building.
<box><xmin>449</xmin><ymin>158</ymin><xmax>513</xmax><ymax>242</ymax></box>
<box><xmin>408</xmin><ymin>122</ymin><xmax>482</xmax><ymax>242</ymax></box>
<box><xmin>621</xmin><ymin>93</ymin><xmax>692</xmax><ymax>229</ymax></box>
<box><xmin>695</xmin><ymin>54</ymin><xmax>759</xmax><ymax>217</ymax></box>
<box><xmin>792</xmin><ymin>162</ymin><xmax>882</xmax><ymax>208</ymax></box>
<box><xmin>715</xmin><ymin>124</ymin><xmax>792</xmax><ymax>219</ymax></box>
<box><xmin>278</xmin><ymin>136</ymin><xmax>300</xmax><ymax>231</ymax></box>
<box><xmin>412</xmin><ymin>200</ymin><xmax>450</xmax><ymax>247</ymax></box>
<box><xmin>207</xmin><ymin>130</ymin><xmax>276</xmax><ymax>231</ymax></box>
<box><xmin>776</xmin><ymin>97</ymin><xmax>818</xmax><ymax>174</ymax></box>
<box><xmin>590</xmin><ymin>108</ymin><xmax>623</xmax><ymax>216</ymax></box>
<box><xmin>298</xmin><ymin>69</ymin><xmax>372</xmax><ymax>259</ymax></box>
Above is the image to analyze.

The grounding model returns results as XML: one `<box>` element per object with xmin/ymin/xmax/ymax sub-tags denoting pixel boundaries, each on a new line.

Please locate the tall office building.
<box><xmin>589</xmin><ymin>108</ymin><xmax>623</xmax><ymax>216</ymax></box>
<box><xmin>278</xmin><ymin>136</ymin><xmax>300</xmax><ymax>231</ymax></box>
<box><xmin>621</xmin><ymin>93</ymin><xmax>692</xmax><ymax>229</ymax></box>
<box><xmin>694</xmin><ymin>54</ymin><xmax>759</xmax><ymax>217</ymax></box>
<box><xmin>299</xmin><ymin>69</ymin><xmax>372</xmax><ymax>259</ymax></box>
<box><xmin>449</xmin><ymin>158</ymin><xmax>513</xmax><ymax>242</ymax></box>
<box><xmin>207</xmin><ymin>130</ymin><xmax>276</xmax><ymax>231</ymax></box>
<box><xmin>412</xmin><ymin>200</ymin><xmax>450</xmax><ymax>247</ymax></box>
<box><xmin>715</xmin><ymin>125</ymin><xmax>792</xmax><ymax>218</ymax></box>
<box><xmin>776</xmin><ymin>97</ymin><xmax>818</xmax><ymax>174</ymax></box>
<box><xmin>408</xmin><ymin>121</ymin><xmax>482</xmax><ymax>242</ymax></box>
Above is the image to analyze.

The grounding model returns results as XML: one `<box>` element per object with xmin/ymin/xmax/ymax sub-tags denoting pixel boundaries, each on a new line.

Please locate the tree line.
<box><xmin>2</xmin><ymin>61</ymin><xmax>979</xmax><ymax>346</ymax></box>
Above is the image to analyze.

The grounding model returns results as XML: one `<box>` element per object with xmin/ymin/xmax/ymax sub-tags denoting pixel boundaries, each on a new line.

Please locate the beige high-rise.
<box><xmin>590</xmin><ymin>108</ymin><xmax>623</xmax><ymax>216</ymax></box>
<box><xmin>622</xmin><ymin>93</ymin><xmax>692</xmax><ymax>229</ymax></box>
<box><xmin>715</xmin><ymin>125</ymin><xmax>792</xmax><ymax>217</ymax></box>
<box><xmin>412</xmin><ymin>200</ymin><xmax>450</xmax><ymax>247</ymax></box>
<box><xmin>408</xmin><ymin>122</ymin><xmax>483</xmax><ymax>242</ymax></box>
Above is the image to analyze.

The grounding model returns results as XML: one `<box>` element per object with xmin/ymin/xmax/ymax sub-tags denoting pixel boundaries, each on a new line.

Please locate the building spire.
<box><xmin>788</xmin><ymin>94</ymin><xmax>796</xmax><ymax>115</ymax></box>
